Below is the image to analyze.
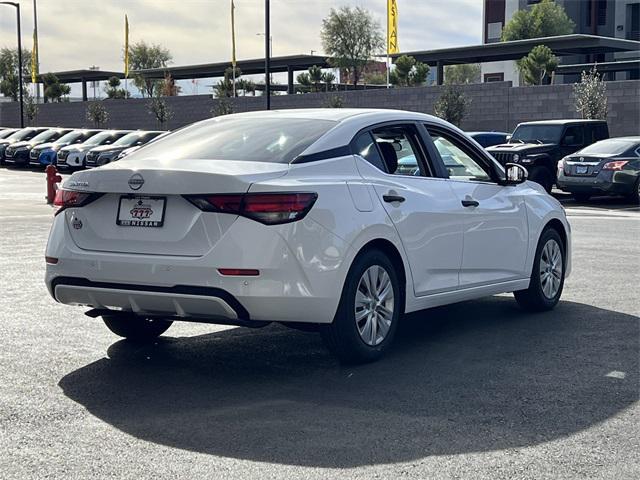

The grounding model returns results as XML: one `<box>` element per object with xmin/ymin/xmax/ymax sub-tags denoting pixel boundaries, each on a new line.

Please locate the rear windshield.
<box><xmin>126</xmin><ymin>117</ymin><xmax>336</xmax><ymax>163</ymax></box>
<box><xmin>579</xmin><ymin>139</ymin><xmax>638</xmax><ymax>155</ymax></box>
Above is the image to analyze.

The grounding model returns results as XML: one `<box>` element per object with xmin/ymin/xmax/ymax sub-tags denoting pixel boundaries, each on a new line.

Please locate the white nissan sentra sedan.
<box><xmin>45</xmin><ymin>109</ymin><xmax>571</xmax><ymax>363</ymax></box>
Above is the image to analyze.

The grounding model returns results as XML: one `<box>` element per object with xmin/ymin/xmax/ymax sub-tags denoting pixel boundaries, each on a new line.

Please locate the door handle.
<box><xmin>461</xmin><ymin>199</ymin><xmax>479</xmax><ymax>208</ymax></box>
<box><xmin>383</xmin><ymin>194</ymin><xmax>405</xmax><ymax>203</ymax></box>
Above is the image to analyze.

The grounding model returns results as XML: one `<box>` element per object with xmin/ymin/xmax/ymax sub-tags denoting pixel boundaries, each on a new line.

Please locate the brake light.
<box><xmin>185</xmin><ymin>192</ymin><xmax>317</xmax><ymax>225</ymax></box>
<box><xmin>557</xmin><ymin>158</ymin><xmax>566</xmax><ymax>176</ymax></box>
<box><xmin>602</xmin><ymin>160</ymin><xmax>628</xmax><ymax>171</ymax></box>
<box><xmin>53</xmin><ymin>189</ymin><xmax>103</xmax><ymax>215</ymax></box>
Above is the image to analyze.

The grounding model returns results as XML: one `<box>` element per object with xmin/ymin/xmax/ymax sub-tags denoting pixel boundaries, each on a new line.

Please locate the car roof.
<box><xmin>467</xmin><ymin>131</ymin><xmax>509</xmax><ymax>136</ymax></box>
<box><xmin>213</xmin><ymin>108</ymin><xmax>447</xmax><ymax>124</ymax></box>
<box><xmin>600</xmin><ymin>136</ymin><xmax>640</xmax><ymax>142</ymax></box>
<box><xmin>517</xmin><ymin>119</ymin><xmax>607</xmax><ymax>126</ymax></box>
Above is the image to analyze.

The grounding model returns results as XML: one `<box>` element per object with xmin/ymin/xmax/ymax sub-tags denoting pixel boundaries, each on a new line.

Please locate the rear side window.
<box><xmin>563</xmin><ymin>126</ymin><xmax>584</xmax><ymax>146</ymax></box>
<box><xmin>353</xmin><ymin>132</ymin><xmax>386</xmax><ymax>171</ymax></box>
<box><xmin>594</xmin><ymin>124</ymin><xmax>609</xmax><ymax>141</ymax></box>
<box><xmin>126</xmin><ymin>117</ymin><xmax>337</xmax><ymax>164</ymax></box>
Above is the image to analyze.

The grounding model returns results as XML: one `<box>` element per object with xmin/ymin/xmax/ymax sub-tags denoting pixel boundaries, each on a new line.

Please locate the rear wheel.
<box><xmin>102</xmin><ymin>314</ymin><xmax>173</xmax><ymax>342</ymax></box>
<box><xmin>514</xmin><ymin>228</ymin><xmax>565</xmax><ymax>312</ymax></box>
<box><xmin>528</xmin><ymin>166</ymin><xmax>554</xmax><ymax>193</ymax></box>
<box><xmin>572</xmin><ymin>192</ymin><xmax>591</xmax><ymax>203</ymax></box>
<box><xmin>320</xmin><ymin>249</ymin><xmax>401</xmax><ymax>364</ymax></box>
<box><xmin>626</xmin><ymin>177</ymin><xmax>640</xmax><ymax>205</ymax></box>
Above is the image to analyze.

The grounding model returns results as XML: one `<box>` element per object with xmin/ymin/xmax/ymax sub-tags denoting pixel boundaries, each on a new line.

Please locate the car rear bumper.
<box><xmin>45</xmin><ymin>213</ymin><xmax>350</xmax><ymax>325</ymax></box>
<box><xmin>557</xmin><ymin>171</ymin><xmax>637</xmax><ymax>196</ymax></box>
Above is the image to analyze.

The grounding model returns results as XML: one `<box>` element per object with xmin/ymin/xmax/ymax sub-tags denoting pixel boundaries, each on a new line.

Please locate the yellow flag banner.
<box><xmin>124</xmin><ymin>14</ymin><xmax>130</xmax><ymax>78</ymax></box>
<box><xmin>231</xmin><ymin>0</ymin><xmax>237</xmax><ymax>68</ymax></box>
<box><xmin>31</xmin><ymin>31</ymin><xmax>38</xmax><ymax>84</ymax></box>
<box><xmin>387</xmin><ymin>0</ymin><xmax>399</xmax><ymax>55</ymax></box>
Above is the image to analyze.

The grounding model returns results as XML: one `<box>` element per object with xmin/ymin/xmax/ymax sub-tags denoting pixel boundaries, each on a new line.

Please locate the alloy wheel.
<box><xmin>354</xmin><ymin>265</ymin><xmax>395</xmax><ymax>346</ymax></box>
<box><xmin>539</xmin><ymin>239</ymin><xmax>563</xmax><ymax>299</ymax></box>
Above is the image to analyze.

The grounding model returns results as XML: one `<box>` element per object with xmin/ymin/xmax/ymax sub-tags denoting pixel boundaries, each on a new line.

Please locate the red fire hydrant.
<box><xmin>46</xmin><ymin>164</ymin><xmax>62</xmax><ymax>204</ymax></box>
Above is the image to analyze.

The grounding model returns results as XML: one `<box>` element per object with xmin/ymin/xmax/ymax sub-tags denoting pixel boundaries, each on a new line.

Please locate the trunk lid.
<box><xmin>62</xmin><ymin>159</ymin><xmax>289</xmax><ymax>256</ymax></box>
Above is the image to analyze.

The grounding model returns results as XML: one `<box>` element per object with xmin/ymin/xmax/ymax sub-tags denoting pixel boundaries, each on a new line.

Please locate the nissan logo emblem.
<box><xmin>128</xmin><ymin>173</ymin><xmax>144</xmax><ymax>190</ymax></box>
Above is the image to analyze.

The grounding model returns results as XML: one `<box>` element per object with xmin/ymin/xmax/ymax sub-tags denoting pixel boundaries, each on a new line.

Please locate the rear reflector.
<box><xmin>45</xmin><ymin>256</ymin><xmax>58</xmax><ymax>264</ymax></box>
<box><xmin>185</xmin><ymin>192</ymin><xmax>317</xmax><ymax>225</ymax></box>
<box><xmin>218</xmin><ymin>268</ymin><xmax>260</xmax><ymax>276</ymax></box>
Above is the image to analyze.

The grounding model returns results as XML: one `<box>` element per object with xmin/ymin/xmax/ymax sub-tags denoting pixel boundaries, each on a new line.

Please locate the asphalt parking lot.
<box><xmin>0</xmin><ymin>167</ymin><xmax>638</xmax><ymax>480</ymax></box>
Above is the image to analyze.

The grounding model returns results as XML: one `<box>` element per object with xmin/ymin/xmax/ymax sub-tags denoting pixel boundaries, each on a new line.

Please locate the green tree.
<box><xmin>364</xmin><ymin>71</ymin><xmax>387</xmax><ymax>85</ymax></box>
<box><xmin>0</xmin><ymin>47</ymin><xmax>31</xmax><ymax>101</ymax></box>
<box><xmin>42</xmin><ymin>73</ymin><xmax>71</xmax><ymax>102</ymax></box>
<box><xmin>390</xmin><ymin>55</ymin><xmax>429</xmax><ymax>87</ymax></box>
<box><xmin>297</xmin><ymin>66</ymin><xmax>337</xmax><ymax>93</ymax></box>
<box><xmin>518</xmin><ymin>45</ymin><xmax>559</xmax><ymax>85</ymax></box>
<box><xmin>502</xmin><ymin>0</ymin><xmax>574</xmax><ymax>41</ymax></box>
<box><xmin>325</xmin><ymin>95</ymin><xmax>344</xmax><ymax>108</ymax></box>
<box><xmin>148</xmin><ymin>95</ymin><xmax>173</xmax><ymax>129</ymax></box>
<box><xmin>86</xmin><ymin>102</ymin><xmax>109</xmax><ymax>128</ymax></box>
<box><xmin>321</xmin><ymin>6</ymin><xmax>384</xmax><ymax>86</ymax></box>
<box><xmin>126</xmin><ymin>41</ymin><xmax>173</xmax><ymax>97</ymax></box>
<box><xmin>434</xmin><ymin>86</ymin><xmax>469</xmax><ymax>127</ymax></box>
<box><xmin>213</xmin><ymin>66</ymin><xmax>241</xmax><ymax>98</ymax></box>
<box><xmin>574</xmin><ymin>66</ymin><xmax>607</xmax><ymax>120</ymax></box>
<box><xmin>211</xmin><ymin>97</ymin><xmax>233</xmax><ymax>116</ymax></box>
<box><xmin>104</xmin><ymin>76</ymin><xmax>129</xmax><ymax>99</ymax></box>
<box><xmin>444</xmin><ymin>64</ymin><xmax>481</xmax><ymax>85</ymax></box>
<box><xmin>24</xmin><ymin>93</ymin><xmax>39</xmax><ymax>125</ymax></box>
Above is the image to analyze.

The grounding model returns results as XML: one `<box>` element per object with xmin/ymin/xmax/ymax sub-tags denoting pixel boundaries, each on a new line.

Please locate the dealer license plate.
<box><xmin>117</xmin><ymin>196</ymin><xmax>166</xmax><ymax>227</ymax></box>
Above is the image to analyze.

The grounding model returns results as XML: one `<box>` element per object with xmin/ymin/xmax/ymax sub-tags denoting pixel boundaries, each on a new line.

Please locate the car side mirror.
<box><xmin>504</xmin><ymin>163</ymin><xmax>528</xmax><ymax>185</ymax></box>
<box><xmin>505</xmin><ymin>134</ymin><xmax>512</xmax><ymax>142</ymax></box>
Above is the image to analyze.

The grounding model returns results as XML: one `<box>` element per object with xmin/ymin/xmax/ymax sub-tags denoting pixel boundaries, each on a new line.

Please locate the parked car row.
<box><xmin>0</xmin><ymin>126</ymin><xmax>166</xmax><ymax>170</ymax></box>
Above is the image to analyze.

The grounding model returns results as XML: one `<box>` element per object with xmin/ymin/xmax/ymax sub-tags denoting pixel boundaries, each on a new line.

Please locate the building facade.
<box><xmin>481</xmin><ymin>0</ymin><xmax>640</xmax><ymax>85</ymax></box>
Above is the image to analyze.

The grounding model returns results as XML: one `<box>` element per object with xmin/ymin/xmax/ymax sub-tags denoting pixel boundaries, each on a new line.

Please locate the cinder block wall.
<box><xmin>1</xmin><ymin>80</ymin><xmax>638</xmax><ymax>136</ymax></box>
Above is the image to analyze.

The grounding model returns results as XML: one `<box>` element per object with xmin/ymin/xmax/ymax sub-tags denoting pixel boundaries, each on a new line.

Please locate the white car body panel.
<box><xmin>45</xmin><ymin>109</ymin><xmax>571</xmax><ymax>326</ymax></box>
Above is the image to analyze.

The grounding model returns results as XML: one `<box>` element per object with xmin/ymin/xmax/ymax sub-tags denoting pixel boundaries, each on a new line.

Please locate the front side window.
<box><xmin>428</xmin><ymin>129</ymin><xmax>493</xmax><ymax>183</ymax></box>
<box><xmin>126</xmin><ymin>117</ymin><xmax>337</xmax><ymax>164</ymax></box>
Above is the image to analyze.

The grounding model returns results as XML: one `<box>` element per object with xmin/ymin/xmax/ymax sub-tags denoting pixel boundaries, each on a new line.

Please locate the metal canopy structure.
<box><xmin>390</xmin><ymin>35</ymin><xmax>640</xmax><ymax>85</ymax></box>
<box><xmin>37</xmin><ymin>69</ymin><xmax>126</xmax><ymax>101</ymax></box>
<box><xmin>133</xmin><ymin>54</ymin><xmax>332</xmax><ymax>94</ymax></box>
<box><xmin>556</xmin><ymin>59</ymin><xmax>640</xmax><ymax>76</ymax></box>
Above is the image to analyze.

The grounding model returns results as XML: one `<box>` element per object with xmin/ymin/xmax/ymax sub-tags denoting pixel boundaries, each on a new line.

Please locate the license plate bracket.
<box><xmin>575</xmin><ymin>165</ymin><xmax>589</xmax><ymax>175</ymax></box>
<box><xmin>117</xmin><ymin>196</ymin><xmax>166</xmax><ymax>227</ymax></box>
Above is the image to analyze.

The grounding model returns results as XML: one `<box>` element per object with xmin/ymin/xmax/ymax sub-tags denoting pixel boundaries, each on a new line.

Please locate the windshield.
<box><xmin>0</xmin><ymin>129</ymin><xmax>16</xmax><ymax>139</ymax></box>
<box><xmin>84</xmin><ymin>131</ymin><xmax>122</xmax><ymax>146</ymax></box>
<box><xmin>113</xmin><ymin>132</ymin><xmax>153</xmax><ymax>146</ymax></box>
<box><xmin>6</xmin><ymin>129</ymin><xmax>41</xmax><ymax>141</ymax></box>
<box><xmin>54</xmin><ymin>131</ymin><xmax>86</xmax><ymax>144</ymax></box>
<box><xmin>127</xmin><ymin>117</ymin><xmax>336</xmax><ymax>163</ymax></box>
<box><xmin>510</xmin><ymin>125</ymin><xmax>564</xmax><ymax>144</ymax></box>
<box><xmin>579</xmin><ymin>139</ymin><xmax>638</xmax><ymax>155</ymax></box>
<box><xmin>30</xmin><ymin>130</ymin><xmax>66</xmax><ymax>143</ymax></box>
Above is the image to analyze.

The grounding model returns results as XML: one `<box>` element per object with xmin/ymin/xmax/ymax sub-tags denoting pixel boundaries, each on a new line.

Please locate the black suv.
<box><xmin>487</xmin><ymin>120</ymin><xmax>609</xmax><ymax>192</ymax></box>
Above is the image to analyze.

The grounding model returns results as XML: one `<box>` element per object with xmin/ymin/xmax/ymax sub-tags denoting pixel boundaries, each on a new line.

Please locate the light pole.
<box><xmin>33</xmin><ymin>0</ymin><xmax>40</xmax><ymax>102</ymax></box>
<box><xmin>1</xmin><ymin>1</ymin><xmax>24</xmax><ymax>127</ymax></box>
<box><xmin>264</xmin><ymin>0</ymin><xmax>270</xmax><ymax>110</ymax></box>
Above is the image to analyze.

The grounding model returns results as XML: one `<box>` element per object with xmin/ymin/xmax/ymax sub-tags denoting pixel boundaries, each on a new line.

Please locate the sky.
<box><xmin>0</xmin><ymin>0</ymin><xmax>482</xmax><ymax>96</ymax></box>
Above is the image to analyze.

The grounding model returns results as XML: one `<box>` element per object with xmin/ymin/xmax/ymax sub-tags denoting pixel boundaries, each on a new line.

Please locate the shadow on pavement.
<box><xmin>59</xmin><ymin>297</ymin><xmax>639</xmax><ymax>467</ymax></box>
<box><xmin>554</xmin><ymin>191</ymin><xmax>639</xmax><ymax>211</ymax></box>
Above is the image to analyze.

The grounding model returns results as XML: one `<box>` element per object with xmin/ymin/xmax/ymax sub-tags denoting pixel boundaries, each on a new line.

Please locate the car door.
<box><xmin>425</xmin><ymin>124</ymin><xmax>529</xmax><ymax>288</ymax></box>
<box><xmin>559</xmin><ymin>125</ymin><xmax>585</xmax><ymax>160</ymax></box>
<box><xmin>353</xmin><ymin>123</ymin><xmax>463</xmax><ymax>296</ymax></box>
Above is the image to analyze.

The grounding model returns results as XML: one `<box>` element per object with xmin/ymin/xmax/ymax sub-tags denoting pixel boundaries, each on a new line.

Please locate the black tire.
<box><xmin>528</xmin><ymin>166</ymin><xmax>554</xmax><ymax>193</ymax></box>
<box><xmin>626</xmin><ymin>177</ymin><xmax>640</xmax><ymax>205</ymax></box>
<box><xmin>320</xmin><ymin>249</ymin><xmax>402</xmax><ymax>364</ymax></box>
<box><xmin>102</xmin><ymin>314</ymin><xmax>173</xmax><ymax>342</ymax></box>
<box><xmin>572</xmin><ymin>192</ymin><xmax>591</xmax><ymax>203</ymax></box>
<box><xmin>514</xmin><ymin>227</ymin><xmax>565</xmax><ymax>312</ymax></box>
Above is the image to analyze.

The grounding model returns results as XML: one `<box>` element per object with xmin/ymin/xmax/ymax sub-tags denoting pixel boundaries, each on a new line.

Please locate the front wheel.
<box><xmin>320</xmin><ymin>249</ymin><xmax>402</xmax><ymax>364</ymax></box>
<box><xmin>102</xmin><ymin>314</ymin><xmax>173</xmax><ymax>342</ymax></box>
<box><xmin>514</xmin><ymin>228</ymin><xmax>565</xmax><ymax>312</ymax></box>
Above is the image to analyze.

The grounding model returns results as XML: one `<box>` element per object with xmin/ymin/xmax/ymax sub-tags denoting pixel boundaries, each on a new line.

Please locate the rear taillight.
<box><xmin>53</xmin><ymin>189</ymin><xmax>103</xmax><ymax>215</ymax></box>
<box><xmin>185</xmin><ymin>192</ymin><xmax>317</xmax><ymax>225</ymax></box>
<box><xmin>602</xmin><ymin>160</ymin><xmax>628</xmax><ymax>171</ymax></box>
